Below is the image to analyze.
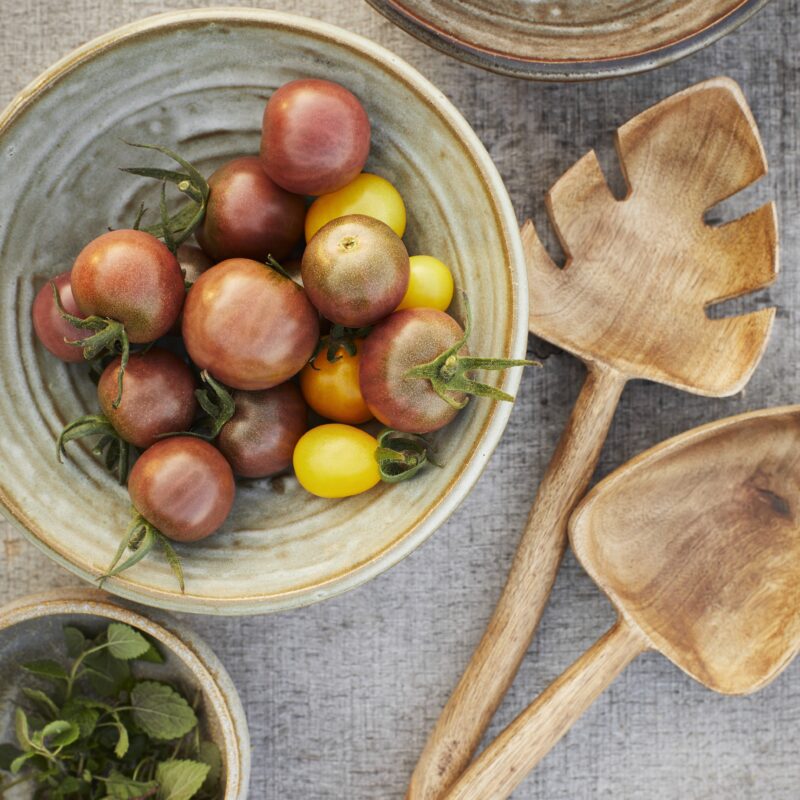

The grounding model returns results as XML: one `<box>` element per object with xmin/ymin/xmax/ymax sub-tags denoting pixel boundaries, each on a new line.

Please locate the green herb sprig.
<box><xmin>0</xmin><ymin>623</ymin><xmax>221</xmax><ymax>800</ymax></box>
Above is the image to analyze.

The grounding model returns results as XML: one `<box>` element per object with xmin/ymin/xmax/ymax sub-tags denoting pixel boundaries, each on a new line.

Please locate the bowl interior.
<box><xmin>0</xmin><ymin>596</ymin><xmax>246</xmax><ymax>797</ymax></box>
<box><xmin>0</xmin><ymin>10</ymin><xmax>525</xmax><ymax>613</ymax></box>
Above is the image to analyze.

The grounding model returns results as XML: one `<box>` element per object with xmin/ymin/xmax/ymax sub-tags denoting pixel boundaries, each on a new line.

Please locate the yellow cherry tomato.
<box><xmin>300</xmin><ymin>340</ymin><xmax>373</xmax><ymax>424</ymax></box>
<box><xmin>293</xmin><ymin>424</ymin><xmax>380</xmax><ymax>498</ymax></box>
<box><xmin>305</xmin><ymin>173</ymin><xmax>406</xmax><ymax>240</ymax></box>
<box><xmin>396</xmin><ymin>255</ymin><xmax>455</xmax><ymax>311</ymax></box>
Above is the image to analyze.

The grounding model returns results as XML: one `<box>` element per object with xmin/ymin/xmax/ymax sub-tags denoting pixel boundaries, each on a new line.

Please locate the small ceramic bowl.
<box><xmin>0</xmin><ymin>9</ymin><xmax>528</xmax><ymax>614</ymax></box>
<box><xmin>0</xmin><ymin>588</ymin><xmax>250</xmax><ymax>798</ymax></box>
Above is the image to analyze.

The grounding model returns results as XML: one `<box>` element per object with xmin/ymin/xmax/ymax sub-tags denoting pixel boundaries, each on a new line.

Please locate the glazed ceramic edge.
<box><xmin>364</xmin><ymin>0</ymin><xmax>773</xmax><ymax>81</ymax></box>
<box><xmin>0</xmin><ymin>8</ymin><xmax>529</xmax><ymax>615</ymax></box>
<box><xmin>0</xmin><ymin>587</ymin><xmax>251</xmax><ymax>798</ymax></box>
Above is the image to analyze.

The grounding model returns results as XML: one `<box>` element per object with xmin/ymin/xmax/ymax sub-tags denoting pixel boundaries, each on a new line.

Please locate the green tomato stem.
<box><xmin>375</xmin><ymin>429</ymin><xmax>439</xmax><ymax>483</ymax></box>
<box><xmin>50</xmin><ymin>281</ymin><xmax>130</xmax><ymax>407</ymax></box>
<box><xmin>405</xmin><ymin>294</ymin><xmax>540</xmax><ymax>408</ymax></box>
<box><xmin>100</xmin><ymin>513</ymin><xmax>185</xmax><ymax>592</ymax></box>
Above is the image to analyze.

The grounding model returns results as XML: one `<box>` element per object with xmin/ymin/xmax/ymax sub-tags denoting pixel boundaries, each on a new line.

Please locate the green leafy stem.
<box><xmin>406</xmin><ymin>295</ymin><xmax>540</xmax><ymax>409</ymax></box>
<box><xmin>121</xmin><ymin>141</ymin><xmax>210</xmax><ymax>251</ymax></box>
<box><xmin>57</xmin><ymin>414</ymin><xmax>131</xmax><ymax>485</ymax></box>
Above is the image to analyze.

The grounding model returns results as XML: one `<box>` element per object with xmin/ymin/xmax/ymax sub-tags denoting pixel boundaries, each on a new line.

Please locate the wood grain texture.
<box><xmin>2</xmin><ymin>1</ymin><xmax>799</xmax><ymax>798</ymax></box>
<box><xmin>444</xmin><ymin>621</ymin><xmax>646</xmax><ymax>800</ymax></box>
<box><xmin>445</xmin><ymin>405</ymin><xmax>800</xmax><ymax>799</ymax></box>
<box><xmin>407</xmin><ymin>364</ymin><xmax>626</xmax><ymax>799</ymax></box>
<box><xmin>409</xmin><ymin>76</ymin><xmax>777</xmax><ymax>800</ymax></box>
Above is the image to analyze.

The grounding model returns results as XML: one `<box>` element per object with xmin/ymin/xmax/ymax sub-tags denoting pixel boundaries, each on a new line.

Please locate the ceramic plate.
<box><xmin>366</xmin><ymin>0</ymin><xmax>772</xmax><ymax>80</ymax></box>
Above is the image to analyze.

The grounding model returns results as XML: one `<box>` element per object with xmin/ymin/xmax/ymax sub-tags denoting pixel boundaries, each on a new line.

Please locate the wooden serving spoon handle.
<box><xmin>444</xmin><ymin>620</ymin><xmax>647</xmax><ymax>800</ymax></box>
<box><xmin>408</xmin><ymin>363</ymin><xmax>627</xmax><ymax>800</ymax></box>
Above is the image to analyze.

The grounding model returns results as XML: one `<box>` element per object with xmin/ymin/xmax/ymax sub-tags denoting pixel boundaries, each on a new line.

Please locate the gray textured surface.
<box><xmin>1</xmin><ymin>1</ymin><xmax>798</xmax><ymax>797</ymax></box>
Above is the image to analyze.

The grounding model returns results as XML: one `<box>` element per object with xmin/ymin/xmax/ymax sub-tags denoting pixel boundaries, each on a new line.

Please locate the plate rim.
<box><xmin>365</xmin><ymin>0</ymin><xmax>773</xmax><ymax>81</ymax></box>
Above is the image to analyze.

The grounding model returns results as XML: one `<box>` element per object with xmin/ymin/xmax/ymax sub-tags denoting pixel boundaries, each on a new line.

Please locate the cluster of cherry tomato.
<box><xmin>31</xmin><ymin>78</ymin><xmax>532</xmax><ymax>589</ymax></box>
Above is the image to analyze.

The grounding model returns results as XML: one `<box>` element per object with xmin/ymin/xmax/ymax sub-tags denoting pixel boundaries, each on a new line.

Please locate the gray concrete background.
<box><xmin>1</xmin><ymin>1</ymin><xmax>798</xmax><ymax>797</ymax></box>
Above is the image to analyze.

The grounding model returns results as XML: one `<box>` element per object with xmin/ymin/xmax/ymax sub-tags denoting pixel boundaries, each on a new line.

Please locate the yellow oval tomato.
<box><xmin>305</xmin><ymin>173</ymin><xmax>406</xmax><ymax>240</ymax></box>
<box><xmin>396</xmin><ymin>255</ymin><xmax>454</xmax><ymax>311</ymax></box>
<box><xmin>300</xmin><ymin>340</ymin><xmax>373</xmax><ymax>424</ymax></box>
<box><xmin>293</xmin><ymin>424</ymin><xmax>380</xmax><ymax>498</ymax></box>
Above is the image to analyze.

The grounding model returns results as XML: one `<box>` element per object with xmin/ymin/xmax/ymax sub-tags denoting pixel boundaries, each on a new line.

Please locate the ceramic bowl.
<box><xmin>0</xmin><ymin>9</ymin><xmax>528</xmax><ymax>614</ymax></box>
<box><xmin>366</xmin><ymin>0</ymin><xmax>772</xmax><ymax>80</ymax></box>
<box><xmin>0</xmin><ymin>588</ymin><xmax>249</xmax><ymax>798</ymax></box>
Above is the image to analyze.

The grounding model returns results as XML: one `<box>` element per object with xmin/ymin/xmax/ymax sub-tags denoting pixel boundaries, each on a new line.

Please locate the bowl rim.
<box><xmin>0</xmin><ymin>7</ymin><xmax>529</xmax><ymax>615</ymax></box>
<box><xmin>364</xmin><ymin>0</ymin><xmax>772</xmax><ymax>81</ymax></box>
<box><xmin>0</xmin><ymin>587</ymin><xmax>250</xmax><ymax>798</ymax></box>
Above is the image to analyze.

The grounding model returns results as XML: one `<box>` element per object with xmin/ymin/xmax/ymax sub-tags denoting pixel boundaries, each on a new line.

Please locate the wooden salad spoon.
<box><xmin>444</xmin><ymin>405</ymin><xmax>800</xmax><ymax>799</ymax></box>
<box><xmin>409</xmin><ymin>76</ymin><xmax>778</xmax><ymax>800</ymax></box>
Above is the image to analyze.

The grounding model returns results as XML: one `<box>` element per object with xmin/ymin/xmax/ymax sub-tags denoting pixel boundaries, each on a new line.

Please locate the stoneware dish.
<box><xmin>0</xmin><ymin>587</ymin><xmax>250</xmax><ymax>798</ymax></box>
<box><xmin>0</xmin><ymin>9</ymin><xmax>528</xmax><ymax>614</ymax></box>
<box><xmin>366</xmin><ymin>0</ymin><xmax>772</xmax><ymax>80</ymax></box>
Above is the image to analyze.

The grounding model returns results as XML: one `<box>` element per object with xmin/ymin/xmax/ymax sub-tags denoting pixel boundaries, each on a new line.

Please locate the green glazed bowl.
<box><xmin>0</xmin><ymin>9</ymin><xmax>528</xmax><ymax>614</ymax></box>
<box><xmin>0</xmin><ymin>588</ymin><xmax>250</xmax><ymax>797</ymax></box>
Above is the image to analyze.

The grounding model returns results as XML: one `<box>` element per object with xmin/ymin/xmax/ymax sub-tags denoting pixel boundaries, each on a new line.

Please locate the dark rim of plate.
<box><xmin>365</xmin><ymin>0</ymin><xmax>773</xmax><ymax>81</ymax></box>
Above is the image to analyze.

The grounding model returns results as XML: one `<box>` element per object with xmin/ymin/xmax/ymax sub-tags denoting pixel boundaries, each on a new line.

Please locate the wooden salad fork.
<box><xmin>444</xmin><ymin>405</ymin><xmax>800</xmax><ymax>799</ymax></box>
<box><xmin>408</xmin><ymin>77</ymin><xmax>779</xmax><ymax>800</ymax></box>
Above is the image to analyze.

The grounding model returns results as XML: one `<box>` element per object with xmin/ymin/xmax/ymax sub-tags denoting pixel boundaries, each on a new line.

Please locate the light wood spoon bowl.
<box><xmin>409</xmin><ymin>76</ymin><xmax>778</xmax><ymax>799</ymax></box>
<box><xmin>444</xmin><ymin>404</ymin><xmax>800</xmax><ymax>800</ymax></box>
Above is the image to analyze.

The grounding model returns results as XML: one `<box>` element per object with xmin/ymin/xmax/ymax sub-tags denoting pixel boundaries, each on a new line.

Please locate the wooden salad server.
<box><xmin>444</xmin><ymin>405</ymin><xmax>800</xmax><ymax>800</ymax></box>
<box><xmin>408</xmin><ymin>77</ymin><xmax>778</xmax><ymax>800</ymax></box>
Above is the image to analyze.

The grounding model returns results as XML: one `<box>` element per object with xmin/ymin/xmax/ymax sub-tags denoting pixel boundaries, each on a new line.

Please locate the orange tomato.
<box><xmin>299</xmin><ymin>340</ymin><xmax>373</xmax><ymax>424</ymax></box>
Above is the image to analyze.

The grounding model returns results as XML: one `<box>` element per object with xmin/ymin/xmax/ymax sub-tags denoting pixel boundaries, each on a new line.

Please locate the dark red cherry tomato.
<box><xmin>182</xmin><ymin>258</ymin><xmax>319</xmax><ymax>390</ymax></box>
<box><xmin>217</xmin><ymin>382</ymin><xmax>308</xmax><ymax>478</ymax></box>
<box><xmin>360</xmin><ymin>308</ymin><xmax>467</xmax><ymax>433</ymax></box>
<box><xmin>31</xmin><ymin>271</ymin><xmax>90</xmax><ymax>362</ymax></box>
<box><xmin>260</xmin><ymin>79</ymin><xmax>370</xmax><ymax>196</ymax></box>
<box><xmin>177</xmin><ymin>243</ymin><xmax>213</xmax><ymax>286</ymax></box>
<box><xmin>169</xmin><ymin>244</ymin><xmax>213</xmax><ymax>335</ymax></box>
<box><xmin>301</xmin><ymin>215</ymin><xmax>409</xmax><ymax>327</ymax></box>
<box><xmin>127</xmin><ymin>436</ymin><xmax>235</xmax><ymax>543</ymax></box>
<box><xmin>97</xmin><ymin>348</ymin><xmax>197</xmax><ymax>449</ymax></box>
<box><xmin>71</xmin><ymin>229</ymin><xmax>185</xmax><ymax>342</ymax></box>
<box><xmin>195</xmin><ymin>156</ymin><xmax>305</xmax><ymax>262</ymax></box>
<box><xmin>360</xmin><ymin>307</ymin><xmax>533</xmax><ymax>434</ymax></box>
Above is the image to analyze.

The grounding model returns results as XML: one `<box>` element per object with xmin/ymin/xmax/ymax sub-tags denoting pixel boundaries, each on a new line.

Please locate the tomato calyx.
<box><xmin>121</xmin><ymin>141</ymin><xmax>210</xmax><ymax>251</ymax></box>
<box><xmin>375</xmin><ymin>429</ymin><xmax>438</xmax><ymax>483</ymax></box>
<box><xmin>153</xmin><ymin>370</ymin><xmax>235</xmax><ymax>443</ymax></box>
<box><xmin>51</xmin><ymin>282</ymin><xmax>131</xmax><ymax>408</ymax></box>
<box><xmin>405</xmin><ymin>297</ymin><xmax>540</xmax><ymax>409</ymax></box>
<box><xmin>310</xmin><ymin>324</ymin><xmax>372</xmax><ymax>367</ymax></box>
<box><xmin>100</xmin><ymin>512</ymin><xmax>185</xmax><ymax>592</ymax></box>
<box><xmin>194</xmin><ymin>370</ymin><xmax>236</xmax><ymax>439</ymax></box>
<box><xmin>57</xmin><ymin>413</ymin><xmax>131</xmax><ymax>484</ymax></box>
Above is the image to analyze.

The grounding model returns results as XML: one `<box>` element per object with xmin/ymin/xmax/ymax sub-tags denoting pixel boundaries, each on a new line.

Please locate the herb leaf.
<box><xmin>0</xmin><ymin>742</ymin><xmax>22</xmax><ymax>770</ymax></box>
<box><xmin>62</xmin><ymin>699</ymin><xmax>99</xmax><ymax>738</ymax></box>
<box><xmin>156</xmin><ymin>759</ymin><xmax>210</xmax><ymax>800</ymax></box>
<box><xmin>137</xmin><ymin>642</ymin><xmax>165</xmax><ymax>664</ymax></box>
<box><xmin>22</xmin><ymin>687</ymin><xmax>59</xmax><ymax>719</ymax></box>
<box><xmin>85</xmin><ymin>647</ymin><xmax>132</xmax><ymax>697</ymax></box>
<box><xmin>110</xmin><ymin>713</ymin><xmax>130</xmax><ymax>759</ymax></box>
<box><xmin>131</xmin><ymin>682</ymin><xmax>197</xmax><ymax>741</ymax></box>
<box><xmin>107</xmin><ymin>622</ymin><xmax>151</xmax><ymax>660</ymax></box>
<box><xmin>198</xmin><ymin>740</ymin><xmax>222</xmax><ymax>790</ymax></box>
<box><xmin>14</xmin><ymin>708</ymin><xmax>31</xmax><ymax>750</ymax></box>
<box><xmin>64</xmin><ymin>626</ymin><xmax>87</xmax><ymax>657</ymax></box>
<box><xmin>9</xmin><ymin>750</ymin><xmax>36</xmax><ymax>774</ymax></box>
<box><xmin>21</xmin><ymin>659</ymin><xmax>68</xmax><ymax>682</ymax></box>
<box><xmin>41</xmin><ymin>720</ymin><xmax>80</xmax><ymax>747</ymax></box>
<box><xmin>105</xmin><ymin>769</ymin><xmax>158</xmax><ymax>798</ymax></box>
